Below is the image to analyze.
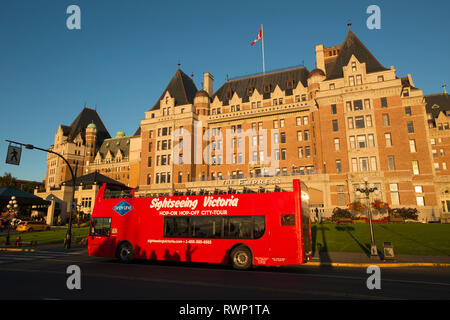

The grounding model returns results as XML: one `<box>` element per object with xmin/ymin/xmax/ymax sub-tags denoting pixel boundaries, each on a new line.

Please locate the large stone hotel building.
<box><xmin>37</xmin><ymin>29</ymin><xmax>450</xmax><ymax>222</ymax></box>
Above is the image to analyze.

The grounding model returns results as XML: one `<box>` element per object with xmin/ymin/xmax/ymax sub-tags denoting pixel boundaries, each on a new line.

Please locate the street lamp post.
<box><xmin>355</xmin><ymin>177</ymin><xmax>380</xmax><ymax>258</ymax></box>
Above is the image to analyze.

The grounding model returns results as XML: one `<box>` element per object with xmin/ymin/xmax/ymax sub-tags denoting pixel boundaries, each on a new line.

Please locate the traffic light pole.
<box><xmin>5</xmin><ymin>139</ymin><xmax>76</xmax><ymax>249</ymax></box>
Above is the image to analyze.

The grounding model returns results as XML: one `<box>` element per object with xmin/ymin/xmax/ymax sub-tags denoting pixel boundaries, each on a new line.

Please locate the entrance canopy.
<box><xmin>0</xmin><ymin>187</ymin><xmax>50</xmax><ymax>207</ymax></box>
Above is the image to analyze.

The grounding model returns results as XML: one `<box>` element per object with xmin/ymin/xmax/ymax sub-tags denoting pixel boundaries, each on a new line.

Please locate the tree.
<box><xmin>0</xmin><ymin>173</ymin><xmax>18</xmax><ymax>188</ymax></box>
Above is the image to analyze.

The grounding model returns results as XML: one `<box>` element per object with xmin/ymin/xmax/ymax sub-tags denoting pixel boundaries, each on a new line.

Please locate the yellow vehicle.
<box><xmin>16</xmin><ymin>221</ymin><xmax>51</xmax><ymax>232</ymax></box>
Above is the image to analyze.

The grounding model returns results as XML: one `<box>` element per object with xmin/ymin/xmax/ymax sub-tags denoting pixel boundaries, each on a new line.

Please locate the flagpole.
<box><xmin>261</xmin><ymin>24</ymin><xmax>265</xmax><ymax>74</ymax></box>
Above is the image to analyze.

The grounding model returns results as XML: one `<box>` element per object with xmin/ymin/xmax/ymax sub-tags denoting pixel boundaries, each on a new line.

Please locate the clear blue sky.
<box><xmin>1</xmin><ymin>0</ymin><xmax>449</xmax><ymax>182</ymax></box>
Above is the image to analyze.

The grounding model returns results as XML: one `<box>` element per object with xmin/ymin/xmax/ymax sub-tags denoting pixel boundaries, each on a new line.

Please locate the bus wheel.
<box><xmin>117</xmin><ymin>242</ymin><xmax>133</xmax><ymax>263</ymax></box>
<box><xmin>230</xmin><ymin>245</ymin><xmax>252</xmax><ymax>270</ymax></box>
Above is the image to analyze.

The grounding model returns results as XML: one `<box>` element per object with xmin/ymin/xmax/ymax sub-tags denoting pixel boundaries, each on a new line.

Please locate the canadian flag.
<box><xmin>251</xmin><ymin>27</ymin><xmax>263</xmax><ymax>46</ymax></box>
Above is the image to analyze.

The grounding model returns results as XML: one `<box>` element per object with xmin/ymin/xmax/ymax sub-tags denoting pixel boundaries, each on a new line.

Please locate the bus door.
<box><xmin>89</xmin><ymin>216</ymin><xmax>116</xmax><ymax>257</ymax></box>
<box><xmin>268</xmin><ymin>212</ymin><xmax>300</xmax><ymax>264</ymax></box>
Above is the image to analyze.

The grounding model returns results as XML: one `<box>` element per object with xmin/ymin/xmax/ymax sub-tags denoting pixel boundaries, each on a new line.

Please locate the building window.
<box><xmin>412</xmin><ymin>160</ymin><xmax>420</xmax><ymax>175</ymax></box>
<box><xmin>356</xmin><ymin>75</ymin><xmax>362</xmax><ymax>85</ymax></box>
<box><xmin>281</xmin><ymin>149</ymin><xmax>286</xmax><ymax>160</ymax></box>
<box><xmin>280</xmin><ymin>119</ymin><xmax>285</xmax><ymax>128</ymax></box>
<box><xmin>416</xmin><ymin>196</ymin><xmax>425</xmax><ymax>206</ymax></box>
<box><xmin>331</xmin><ymin>104</ymin><xmax>337</xmax><ymax>114</ymax></box>
<box><xmin>378</xmin><ymin>75</ymin><xmax>384</xmax><ymax>82</ymax></box>
<box><xmin>409</xmin><ymin>140</ymin><xmax>416</xmax><ymax>152</ymax></box>
<box><xmin>357</xmin><ymin>135</ymin><xmax>367</xmax><ymax>148</ymax></box>
<box><xmin>346</xmin><ymin>101</ymin><xmax>352</xmax><ymax>112</ymax></box>
<box><xmin>368</xmin><ymin>134</ymin><xmax>375</xmax><ymax>147</ymax></box>
<box><xmin>337</xmin><ymin>185</ymin><xmax>346</xmax><ymax>205</ymax></box>
<box><xmin>273</xmin><ymin>120</ymin><xmax>278</xmax><ymax>129</ymax></box>
<box><xmin>296</xmin><ymin>117</ymin><xmax>302</xmax><ymax>126</ymax></box>
<box><xmin>336</xmin><ymin>160</ymin><xmax>342</xmax><ymax>173</ymax></box>
<box><xmin>407</xmin><ymin>122</ymin><xmax>415</xmax><ymax>133</ymax></box>
<box><xmin>273</xmin><ymin>133</ymin><xmax>279</xmax><ymax>144</ymax></box>
<box><xmin>360</xmin><ymin>157</ymin><xmax>369</xmax><ymax>172</ymax></box>
<box><xmin>370</xmin><ymin>157</ymin><xmax>377</xmax><ymax>171</ymax></box>
<box><xmin>351</xmin><ymin>158</ymin><xmax>358</xmax><ymax>172</ymax></box>
<box><xmin>385</xmin><ymin>133</ymin><xmax>392</xmax><ymax>147</ymax></box>
<box><xmin>388</xmin><ymin>156</ymin><xmax>395</xmax><ymax>170</ymax></box>
<box><xmin>348</xmin><ymin>117</ymin><xmax>354</xmax><ymax>129</ymax></box>
<box><xmin>297</xmin><ymin>131</ymin><xmax>302</xmax><ymax>142</ymax></box>
<box><xmin>381</xmin><ymin>97</ymin><xmax>388</xmax><ymax>108</ymax></box>
<box><xmin>329</xmin><ymin>83</ymin><xmax>335</xmax><ymax>90</ymax></box>
<box><xmin>355</xmin><ymin>116</ymin><xmax>365</xmax><ymax>128</ymax></box>
<box><xmin>305</xmin><ymin>146</ymin><xmax>311</xmax><ymax>158</ymax></box>
<box><xmin>366</xmin><ymin>115</ymin><xmax>372</xmax><ymax>127</ymax></box>
<box><xmin>364</xmin><ymin>99</ymin><xmax>371</xmax><ymax>109</ymax></box>
<box><xmin>332</xmin><ymin>120</ymin><xmax>338</xmax><ymax>131</ymax></box>
<box><xmin>349</xmin><ymin>76</ymin><xmax>355</xmax><ymax>86</ymax></box>
<box><xmin>405</xmin><ymin>106</ymin><xmax>411</xmax><ymax>116</ymax></box>
<box><xmin>303</xmin><ymin>116</ymin><xmax>309</xmax><ymax>125</ymax></box>
<box><xmin>390</xmin><ymin>183</ymin><xmax>400</xmax><ymax>205</ymax></box>
<box><xmin>281</xmin><ymin>132</ymin><xmax>286</xmax><ymax>143</ymax></box>
<box><xmin>351</xmin><ymin>62</ymin><xmax>357</xmax><ymax>72</ymax></box>
<box><xmin>382</xmin><ymin>114</ymin><xmax>390</xmax><ymax>126</ymax></box>
<box><xmin>298</xmin><ymin>147</ymin><xmax>303</xmax><ymax>158</ymax></box>
<box><xmin>304</xmin><ymin>130</ymin><xmax>309</xmax><ymax>141</ymax></box>
<box><xmin>434</xmin><ymin>162</ymin><xmax>440</xmax><ymax>171</ymax></box>
<box><xmin>349</xmin><ymin>136</ymin><xmax>356</xmax><ymax>149</ymax></box>
<box><xmin>354</xmin><ymin>100</ymin><xmax>363</xmax><ymax>110</ymax></box>
<box><xmin>334</xmin><ymin>138</ymin><xmax>340</xmax><ymax>151</ymax></box>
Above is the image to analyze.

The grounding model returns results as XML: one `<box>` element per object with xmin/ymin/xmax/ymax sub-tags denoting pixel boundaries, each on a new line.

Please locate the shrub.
<box><xmin>331</xmin><ymin>207</ymin><xmax>353</xmax><ymax>221</ymax></box>
<box><xmin>389</xmin><ymin>207</ymin><xmax>419</xmax><ymax>220</ymax></box>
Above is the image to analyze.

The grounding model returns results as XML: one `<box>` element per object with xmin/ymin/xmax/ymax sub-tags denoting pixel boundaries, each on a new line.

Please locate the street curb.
<box><xmin>305</xmin><ymin>262</ymin><xmax>450</xmax><ymax>268</ymax></box>
<box><xmin>0</xmin><ymin>248</ymin><xmax>36</xmax><ymax>252</ymax></box>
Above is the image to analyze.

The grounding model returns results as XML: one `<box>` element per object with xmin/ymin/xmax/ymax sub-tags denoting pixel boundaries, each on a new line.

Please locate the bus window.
<box><xmin>253</xmin><ymin>216</ymin><xmax>266</xmax><ymax>239</ymax></box>
<box><xmin>163</xmin><ymin>216</ymin><xmax>266</xmax><ymax>239</ymax></box>
<box><xmin>90</xmin><ymin>217</ymin><xmax>112</xmax><ymax>237</ymax></box>
<box><xmin>164</xmin><ymin>217</ymin><xmax>190</xmax><ymax>237</ymax></box>
<box><xmin>226</xmin><ymin>217</ymin><xmax>252</xmax><ymax>239</ymax></box>
<box><xmin>281</xmin><ymin>214</ymin><xmax>295</xmax><ymax>226</ymax></box>
<box><xmin>192</xmin><ymin>217</ymin><xmax>222</xmax><ymax>238</ymax></box>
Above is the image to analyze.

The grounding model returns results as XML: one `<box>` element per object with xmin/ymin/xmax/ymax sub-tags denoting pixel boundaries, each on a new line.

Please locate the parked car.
<box><xmin>16</xmin><ymin>221</ymin><xmax>51</xmax><ymax>232</ymax></box>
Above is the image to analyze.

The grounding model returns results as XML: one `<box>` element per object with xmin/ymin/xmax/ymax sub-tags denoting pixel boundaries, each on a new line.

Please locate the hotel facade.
<box><xmin>38</xmin><ymin>29</ymin><xmax>450</xmax><ymax>222</ymax></box>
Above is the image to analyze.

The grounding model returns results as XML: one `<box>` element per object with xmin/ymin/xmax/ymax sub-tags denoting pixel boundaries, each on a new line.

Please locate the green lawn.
<box><xmin>0</xmin><ymin>227</ymin><xmax>89</xmax><ymax>245</ymax></box>
<box><xmin>311</xmin><ymin>223</ymin><xmax>450</xmax><ymax>256</ymax></box>
<box><xmin>2</xmin><ymin>223</ymin><xmax>449</xmax><ymax>256</ymax></box>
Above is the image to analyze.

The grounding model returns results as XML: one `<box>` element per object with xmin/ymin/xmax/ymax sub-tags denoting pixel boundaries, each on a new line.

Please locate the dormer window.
<box><xmin>286</xmin><ymin>79</ymin><xmax>294</xmax><ymax>89</ymax></box>
<box><xmin>329</xmin><ymin>83</ymin><xmax>335</xmax><ymax>90</ymax></box>
<box><xmin>247</xmin><ymin>84</ymin><xmax>254</xmax><ymax>96</ymax></box>
<box><xmin>226</xmin><ymin>88</ymin><xmax>233</xmax><ymax>100</ymax></box>
<box><xmin>352</xmin><ymin>62</ymin><xmax>357</xmax><ymax>72</ymax></box>
<box><xmin>264</xmin><ymin>82</ymin><xmax>271</xmax><ymax>93</ymax></box>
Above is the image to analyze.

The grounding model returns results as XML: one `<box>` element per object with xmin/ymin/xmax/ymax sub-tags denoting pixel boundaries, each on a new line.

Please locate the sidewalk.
<box><xmin>307</xmin><ymin>251</ymin><xmax>450</xmax><ymax>267</ymax></box>
<box><xmin>0</xmin><ymin>241</ymin><xmax>87</xmax><ymax>253</ymax></box>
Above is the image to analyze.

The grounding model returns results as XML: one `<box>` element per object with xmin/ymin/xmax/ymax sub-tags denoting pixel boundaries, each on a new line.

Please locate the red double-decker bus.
<box><xmin>88</xmin><ymin>179</ymin><xmax>312</xmax><ymax>270</ymax></box>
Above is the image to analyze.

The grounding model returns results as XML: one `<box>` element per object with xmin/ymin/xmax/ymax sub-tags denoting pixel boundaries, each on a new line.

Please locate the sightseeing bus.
<box><xmin>88</xmin><ymin>179</ymin><xmax>312</xmax><ymax>270</ymax></box>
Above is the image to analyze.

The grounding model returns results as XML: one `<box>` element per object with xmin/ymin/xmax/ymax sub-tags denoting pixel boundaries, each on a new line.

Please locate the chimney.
<box><xmin>203</xmin><ymin>72</ymin><xmax>214</xmax><ymax>97</ymax></box>
<box><xmin>315</xmin><ymin>44</ymin><xmax>325</xmax><ymax>73</ymax></box>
